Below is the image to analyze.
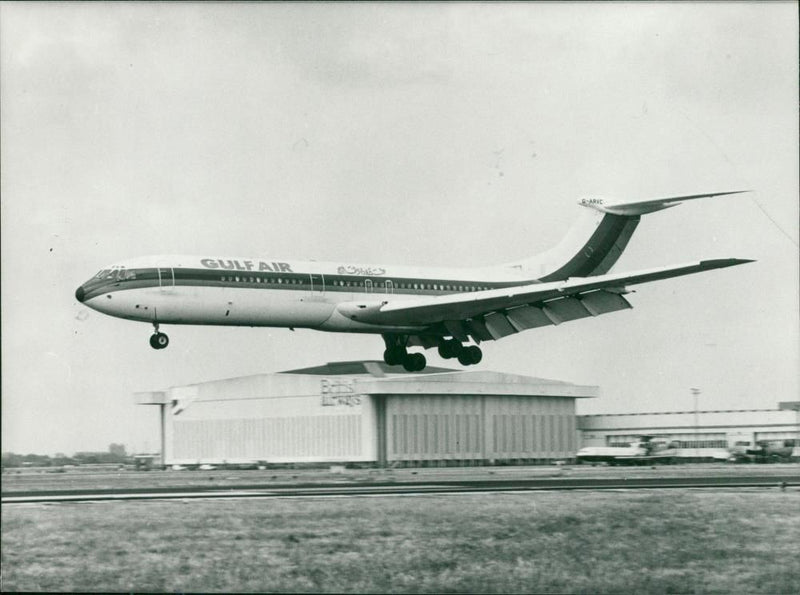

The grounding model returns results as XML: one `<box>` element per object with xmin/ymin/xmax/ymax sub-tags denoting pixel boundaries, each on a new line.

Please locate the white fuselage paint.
<box><xmin>86</xmin><ymin>285</ymin><xmax>428</xmax><ymax>333</ymax></box>
<box><xmin>78</xmin><ymin>255</ymin><xmax>524</xmax><ymax>334</ymax></box>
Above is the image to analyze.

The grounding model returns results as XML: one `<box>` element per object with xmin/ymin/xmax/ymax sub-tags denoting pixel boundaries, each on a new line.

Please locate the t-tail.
<box><xmin>504</xmin><ymin>190</ymin><xmax>749</xmax><ymax>281</ymax></box>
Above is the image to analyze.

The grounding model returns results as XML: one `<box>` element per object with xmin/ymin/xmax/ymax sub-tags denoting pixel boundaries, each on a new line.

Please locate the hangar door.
<box><xmin>381</xmin><ymin>394</ymin><xmax>577</xmax><ymax>465</ymax></box>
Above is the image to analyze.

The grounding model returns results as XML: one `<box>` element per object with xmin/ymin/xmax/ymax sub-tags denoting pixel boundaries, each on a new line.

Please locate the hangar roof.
<box><xmin>359</xmin><ymin>370</ymin><xmax>597</xmax><ymax>398</ymax></box>
<box><xmin>135</xmin><ymin>360</ymin><xmax>598</xmax><ymax>404</ymax></box>
<box><xmin>282</xmin><ymin>361</ymin><xmax>597</xmax><ymax>398</ymax></box>
<box><xmin>281</xmin><ymin>360</ymin><xmax>454</xmax><ymax>377</ymax></box>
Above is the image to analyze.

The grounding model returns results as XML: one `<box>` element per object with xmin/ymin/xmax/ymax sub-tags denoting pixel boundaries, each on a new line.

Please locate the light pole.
<box><xmin>690</xmin><ymin>388</ymin><xmax>701</xmax><ymax>452</ymax></box>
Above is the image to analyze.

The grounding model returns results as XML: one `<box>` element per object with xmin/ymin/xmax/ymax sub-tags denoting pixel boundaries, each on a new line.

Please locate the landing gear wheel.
<box><xmin>466</xmin><ymin>345</ymin><xmax>482</xmax><ymax>364</ymax></box>
<box><xmin>383</xmin><ymin>346</ymin><xmax>406</xmax><ymax>366</ymax></box>
<box><xmin>457</xmin><ymin>345</ymin><xmax>482</xmax><ymax>365</ymax></box>
<box><xmin>402</xmin><ymin>352</ymin><xmax>426</xmax><ymax>372</ymax></box>
<box><xmin>438</xmin><ymin>340</ymin><xmax>462</xmax><ymax>359</ymax></box>
<box><xmin>150</xmin><ymin>332</ymin><xmax>169</xmax><ymax>350</ymax></box>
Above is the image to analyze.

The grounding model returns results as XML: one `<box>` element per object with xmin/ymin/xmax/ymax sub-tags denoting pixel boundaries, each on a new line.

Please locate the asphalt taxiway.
<box><xmin>3</xmin><ymin>472</ymin><xmax>798</xmax><ymax>504</ymax></box>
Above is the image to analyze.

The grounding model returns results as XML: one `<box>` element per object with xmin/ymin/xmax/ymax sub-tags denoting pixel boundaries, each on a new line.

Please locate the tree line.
<box><xmin>1</xmin><ymin>443</ymin><xmax>134</xmax><ymax>468</ymax></box>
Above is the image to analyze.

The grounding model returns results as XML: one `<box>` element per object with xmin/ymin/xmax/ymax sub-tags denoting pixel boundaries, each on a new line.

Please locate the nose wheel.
<box><xmin>149</xmin><ymin>323</ymin><xmax>169</xmax><ymax>350</ymax></box>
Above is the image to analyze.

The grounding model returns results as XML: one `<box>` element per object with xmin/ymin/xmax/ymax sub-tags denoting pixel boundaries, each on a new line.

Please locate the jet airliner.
<box><xmin>75</xmin><ymin>191</ymin><xmax>753</xmax><ymax>371</ymax></box>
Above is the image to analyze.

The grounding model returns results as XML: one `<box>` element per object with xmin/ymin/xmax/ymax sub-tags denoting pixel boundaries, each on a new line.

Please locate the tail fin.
<box><xmin>505</xmin><ymin>190</ymin><xmax>748</xmax><ymax>281</ymax></box>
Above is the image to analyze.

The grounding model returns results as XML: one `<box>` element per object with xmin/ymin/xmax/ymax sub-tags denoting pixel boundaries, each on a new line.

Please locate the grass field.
<box><xmin>2</xmin><ymin>489</ymin><xmax>799</xmax><ymax>593</ymax></box>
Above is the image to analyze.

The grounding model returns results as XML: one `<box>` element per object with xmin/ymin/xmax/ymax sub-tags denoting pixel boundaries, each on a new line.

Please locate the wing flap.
<box><xmin>579</xmin><ymin>290</ymin><xmax>633</xmax><ymax>316</ymax></box>
<box><xmin>543</xmin><ymin>297</ymin><xmax>594</xmax><ymax>324</ymax></box>
<box><xmin>506</xmin><ymin>305</ymin><xmax>552</xmax><ymax>331</ymax></box>
<box><xmin>466</xmin><ymin>318</ymin><xmax>494</xmax><ymax>341</ymax></box>
<box><xmin>484</xmin><ymin>312</ymin><xmax>519</xmax><ymax>339</ymax></box>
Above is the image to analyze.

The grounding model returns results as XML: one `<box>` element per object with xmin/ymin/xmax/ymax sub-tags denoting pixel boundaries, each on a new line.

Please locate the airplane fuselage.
<box><xmin>76</xmin><ymin>255</ymin><xmax>533</xmax><ymax>334</ymax></box>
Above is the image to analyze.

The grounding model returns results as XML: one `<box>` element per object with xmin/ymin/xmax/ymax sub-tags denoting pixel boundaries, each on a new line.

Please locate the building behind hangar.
<box><xmin>135</xmin><ymin>361</ymin><xmax>597</xmax><ymax>467</ymax></box>
<box><xmin>578</xmin><ymin>404</ymin><xmax>800</xmax><ymax>460</ymax></box>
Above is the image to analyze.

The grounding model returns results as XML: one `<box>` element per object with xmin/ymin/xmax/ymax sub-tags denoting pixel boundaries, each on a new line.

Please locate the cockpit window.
<box><xmin>94</xmin><ymin>268</ymin><xmax>137</xmax><ymax>281</ymax></box>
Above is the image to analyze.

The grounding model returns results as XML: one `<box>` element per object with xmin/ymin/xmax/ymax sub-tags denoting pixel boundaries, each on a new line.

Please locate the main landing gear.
<box><xmin>438</xmin><ymin>339</ymin><xmax>482</xmax><ymax>366</ymax></box>
<box><xmin>149</xmin><ymin>323</ymin><xmax>169</xmax><ymax>350</ymax></box>
<box><xmin>382</xmin><ymin>336</ymin><xmax>483</xmax><ymax>371</ymax></box>
<box><xmin>383</xmin><ymin>346</ymin><xmax>426</xmax><ymax>372</ymax></box>
<box><xmin>382</xmin><ymin>335</ymin><xmax>426</xmax><ymax>372</ymax></box>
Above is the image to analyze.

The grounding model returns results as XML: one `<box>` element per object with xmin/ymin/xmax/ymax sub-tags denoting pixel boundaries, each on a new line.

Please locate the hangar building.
<box><xmin>578</xmin><ymin>404</ymin><xmax>800</xmax><ymax>459</ymax></box>
<box><xmin>135</xmin><ymin>361</ymin><xmax>598</xmax><ymax>467</ymax></box>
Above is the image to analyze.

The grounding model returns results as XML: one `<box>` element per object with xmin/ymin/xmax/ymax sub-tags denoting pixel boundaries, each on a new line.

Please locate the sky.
<box><xmin>2</xmin><ymin>2</ymin><xmax>798</xmax><ymax>455</ymax></box>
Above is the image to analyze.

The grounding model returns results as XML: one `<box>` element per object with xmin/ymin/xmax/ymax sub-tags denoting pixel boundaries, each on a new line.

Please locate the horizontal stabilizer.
<box><xmin>579</xmin><ymin>190</ymin><xmax>750</xmax><ymax>216</ymax></box>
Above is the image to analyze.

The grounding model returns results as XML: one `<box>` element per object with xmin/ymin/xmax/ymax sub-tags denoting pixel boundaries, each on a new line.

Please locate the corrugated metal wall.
<box><xmin>386</xmin><ymin>395</ymin><xmax>576</xmax><ymax>463</ymax></box>
<box><xmin>164</xmin><ymin>373</ymin><xmax>378</xmax><ymax>464</ymax></box>
<box><xmin>172</xmin><ymin>415</ymin><xmax>362</xmax><ymax>463</ymax></box>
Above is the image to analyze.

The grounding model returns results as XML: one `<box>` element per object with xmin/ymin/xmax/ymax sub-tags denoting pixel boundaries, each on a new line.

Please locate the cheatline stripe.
<box><xmin>79</xmin><ymin>268</ymin><xmax>538</xmax><ymax>302</ymax></box>
<box><xmin>539</xmin><ymin>213</ymin><xmax>639</xmax><ymax>282</ymax></box>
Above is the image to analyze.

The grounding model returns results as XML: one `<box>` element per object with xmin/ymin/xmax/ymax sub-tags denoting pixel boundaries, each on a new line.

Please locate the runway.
<box><xmin>4</xmin><ymin>473</ymin><xmax>798</xmax><ymax>504</ymax></box>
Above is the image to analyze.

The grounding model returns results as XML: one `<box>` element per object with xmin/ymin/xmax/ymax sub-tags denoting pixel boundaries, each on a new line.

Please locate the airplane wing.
<box><xmin>335</xmin><ymin>258</ymin><xmax>754</xmax><ymax>341</ymax></box>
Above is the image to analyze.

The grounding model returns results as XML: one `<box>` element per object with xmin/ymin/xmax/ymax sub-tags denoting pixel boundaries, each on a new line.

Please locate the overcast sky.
<box><xmin>2</xmin><ymin>2</ymin><xmax>797</xmax><ymax>455</ymax></box>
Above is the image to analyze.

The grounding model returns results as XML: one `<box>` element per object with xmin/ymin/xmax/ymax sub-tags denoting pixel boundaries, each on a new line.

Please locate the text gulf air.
<box><xmin>200</xmin><ymin>258</ymin><xmax>293</xmax><ymax>272</ymax></box>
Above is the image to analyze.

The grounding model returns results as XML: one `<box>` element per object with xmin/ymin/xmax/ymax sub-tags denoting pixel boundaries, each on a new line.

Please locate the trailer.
<box><xmin>576</xmin><ymin>436</ymin><xmax>680</xmax><ymax>465</ymax></box>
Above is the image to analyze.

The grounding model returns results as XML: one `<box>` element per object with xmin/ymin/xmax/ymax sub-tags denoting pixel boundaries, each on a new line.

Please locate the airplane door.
<box><xmin>365</xmin><ymin>279</ymin><xmax>373</xmax><ymax>293</ymax></box>
<box><xmin>309</xmin><ymin>273</ymin><xmax>325</xmax><ymax>293</ymax></box>
<box><xmin>385</xmin><ymin>280</ymin><xmax>394</xmax><ymax>294</ymax></box>
<box><xmin>157</xmin><ymin>266</ymin><xmax>175</xmax><ymax>292</ymax></box>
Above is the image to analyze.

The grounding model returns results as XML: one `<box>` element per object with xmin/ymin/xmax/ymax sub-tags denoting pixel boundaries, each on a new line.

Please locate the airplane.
<box><xmin>75</xmin><ymin>191</ymin><xmax>753</xmax><ymax>371</ymax></box>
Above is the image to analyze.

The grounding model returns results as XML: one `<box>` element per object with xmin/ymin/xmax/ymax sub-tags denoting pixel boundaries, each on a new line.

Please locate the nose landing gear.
<box><xmin>149</xmin><ymin>323</ymin><xmax>169</xmax><ymax>350</ymax></box>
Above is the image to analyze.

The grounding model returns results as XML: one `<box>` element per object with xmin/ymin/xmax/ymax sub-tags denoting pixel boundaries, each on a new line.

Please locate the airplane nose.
<box><xmin>75</xmin><ymin>285</ymin><xmax>85</xmax><ymax>303</ymax></box>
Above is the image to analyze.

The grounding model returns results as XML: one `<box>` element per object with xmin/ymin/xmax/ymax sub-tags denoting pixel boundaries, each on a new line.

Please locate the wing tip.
<box><xmin>701</xmin><ymin>257</ymin><xmax>756</xmax><ymax>268</ymax></box>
